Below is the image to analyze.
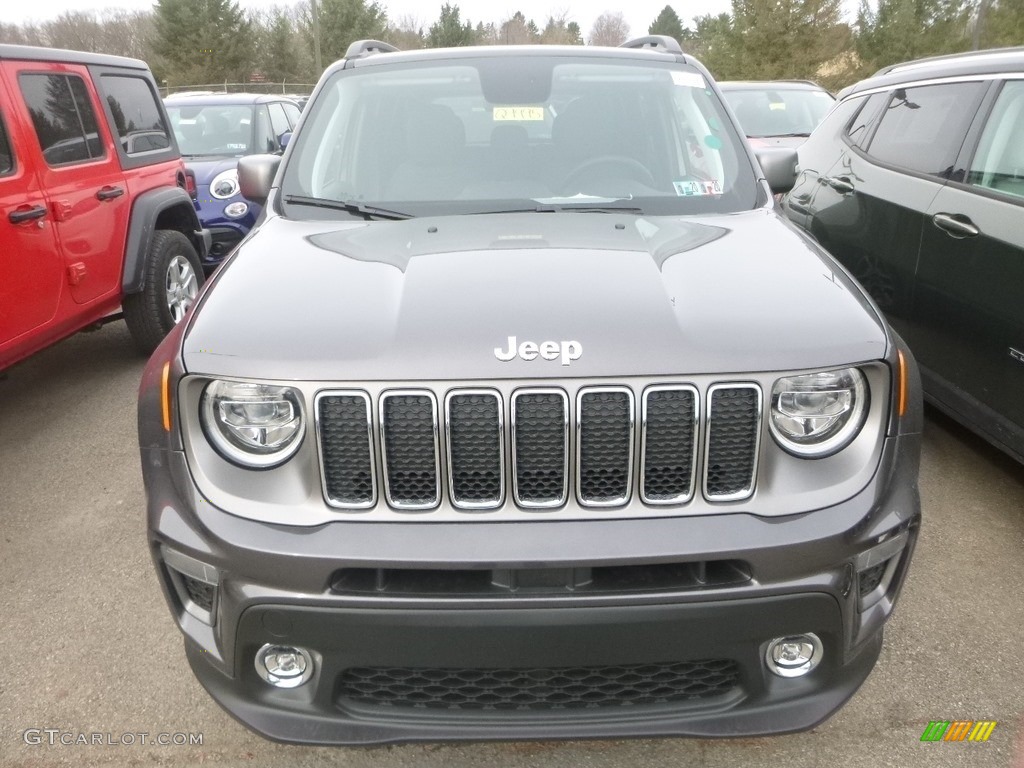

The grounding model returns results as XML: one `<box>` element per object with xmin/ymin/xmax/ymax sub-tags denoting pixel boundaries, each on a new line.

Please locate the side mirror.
<box><xmin>238</xmin><ymin>154</ymin><xmax>281</xmax><ymax>205</ymax></box>
<box><xmin>279</xmin><ymin>131</ymin><xmax>292</xmax><ymax>150</ymax></box>
<box><xmin>753</xmin><ymin>147</ymin><xmax>798</xmax><ymax>195</ymax></box>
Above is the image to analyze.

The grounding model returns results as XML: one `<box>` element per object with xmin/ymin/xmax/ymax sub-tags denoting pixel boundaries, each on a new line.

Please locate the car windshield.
<box><xmin>723</xmin><ymin>87</ymin><xmax>835</xmax><ymax>138</ymax></box>
<box><xmin>166</xmin><ymin>104</ymin><xmax>253</xmax><ymax>157</ymax></box>
<box><xmin>282</xmin><ymin>54</ymin><xmax>760</xmax><ymax>217</ymax></box>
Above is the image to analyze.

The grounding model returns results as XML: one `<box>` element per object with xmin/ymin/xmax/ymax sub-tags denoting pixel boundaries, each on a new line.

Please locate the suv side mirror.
<box><xmin>238</xmin><ymin>154</ymin><xmax>281</xmax><ymax>205</ymax></box>
<box><xmin>753</xmin><ymin>147</ymin><xmax>798</xmax><ymax>195</ymax></box>
<box><xmin>279</xmin><ymin>131</ymin><xmax>292</xmax><ymax>150</ymax></box>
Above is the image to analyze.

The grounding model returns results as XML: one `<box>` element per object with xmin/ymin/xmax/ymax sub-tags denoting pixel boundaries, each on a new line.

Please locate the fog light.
<box><xmin>224</xmin><ymin>201</ymin><xmax>248</xmax><ymax>218</ymax></box>
<box><xmin>254</xmin><ymin>644</ymin><xmax>314</xmax><ymax>688</ymax></box>
<box><xmin>765</xmin><ymin>633</ymin><xmax>823</xmax><ymax>678</ymax></box>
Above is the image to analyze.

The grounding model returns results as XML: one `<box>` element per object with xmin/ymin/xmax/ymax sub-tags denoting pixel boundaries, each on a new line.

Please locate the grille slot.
<box><xmin>704</xmin><ymin>385</ymin><xmax>761</xmax><ymax>501</ymax></box>
<box><xmin>512</xmin><ymin>390</ymin><xmax>569</xmax><ymax>508</ymax></box>
<box><xmin>337</xmin><ymin>659</ymin><xmax>740</xmax><ymax>711</ymax></box>
<box><xmin>445</xmin><ymin>391</ymin><xmax>504</xmax><ymax>508</ymax></box>
<box><xmin>641</xmin><ymin>386</ymin><xmax>698</xmax><ymax>504</ymax></box>
<box><xmin>380</xmin><ymin>392</ymin><xmax>440</xmax><ymax>509</ymax></box>
<box><xmin>577</xmin><ymin>388</ymin><xmax>634</xmax><ymax>506</ymax></box>
<box><xmin>317</xmin><ymin>392</ymin><xmax>376</xmax><ymax>508</ymax></box>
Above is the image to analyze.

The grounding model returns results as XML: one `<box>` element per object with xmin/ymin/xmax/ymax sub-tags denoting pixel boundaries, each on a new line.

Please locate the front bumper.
<box><xmin>144</xmin><ymin>433</ymin><xmax>920</xmax><ymax>745</ymax></box>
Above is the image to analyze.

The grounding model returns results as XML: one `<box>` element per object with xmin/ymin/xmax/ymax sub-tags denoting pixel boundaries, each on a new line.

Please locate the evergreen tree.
<box><xmin>649</xmin><ymin>5</ymin><xmax>686</xmax><ymax>41</ymax></box>
<box><xmin>856</xmin><ymin>0</ymin><xmax>971</xmax><ymax>74</ymax></box>
<box><xmin>979</xmin><ymin>0</ymin><xmax>1024</xmax><ymax>47</ymax></box>
<box><xmin>427</xmin><ymin>4</ymin><xmax>475</xmax><ymax>47</ymax></box>
<box><xmin>501</xmin><ymin>11</ymin><xmax>539</xmax><ymax>44</ymax></box>
<box><xmin>153</xmin><ymin>0</ymin><xmax>253</xmax><ymax>85</ymax></box>
<box><xmin>300</xmin><ymin>0</ymin><xmax>387</xmax><ymax>69</ymax></box>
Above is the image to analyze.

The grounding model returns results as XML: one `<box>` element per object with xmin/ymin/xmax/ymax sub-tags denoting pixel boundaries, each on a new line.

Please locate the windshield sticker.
<box><xmin>769</xmin><ymin>102</ymin><xmax>787</xmax><ymax>111</ymax></box>
<box><xmin>674</xmin><ymin>180</ymin><xmax>723</xmax><ymax>197</ymax></box>
<box><xmin>493</xmin><ymin>106</ymin><xmax>545</xmax><ymax>121</ymax></box>
<box><xmin>671</xmin><ymin>71</ymin><xmax>706</xmax><ymax>89</ymax></box>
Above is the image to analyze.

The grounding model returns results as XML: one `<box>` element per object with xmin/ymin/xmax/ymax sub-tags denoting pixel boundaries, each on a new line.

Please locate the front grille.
<box><xmin>577</xmin><ymin>388</ymin><xmax>634</xmax><ymax>505</ymax></box>
<box><xmin>512</xmin><ymin>391</ymin><xmax>569</xmax><ymax>507</ymax></box>
<box><xmin>446</xmin><ymin>392</ymin><xmax>503</xmax><ymax>508</ymax></box>
<box><xmin>316</xmin><ymin>381</ymin><xmax>763</xmax><ymax>514</ymax></box>
<box><xmin>380</xmin><ymin>392</ymin><xmax>440</xmax><ymax>509</ymax></box>
<box><xmin>337</xmin><ymin>659</ymin><xmax>740</xmax><ymax>711</ymax></box>
<box><xmin>704</xmin><ymin>385</ymin><xmax>761</xmax><ymax>501</ymax></box>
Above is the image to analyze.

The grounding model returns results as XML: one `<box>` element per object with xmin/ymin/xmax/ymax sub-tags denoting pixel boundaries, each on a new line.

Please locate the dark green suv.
<box><xmin>784</xmin><ymin>48</ymin><xmax>1024</xmax><ymax>463</ymax></box>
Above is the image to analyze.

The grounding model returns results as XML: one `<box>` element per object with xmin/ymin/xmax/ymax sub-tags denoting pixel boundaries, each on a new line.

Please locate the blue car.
<box><xmin>164</xmin><ymin>93</ymin><xmax>302</xmax><ymax>269</ymax></box>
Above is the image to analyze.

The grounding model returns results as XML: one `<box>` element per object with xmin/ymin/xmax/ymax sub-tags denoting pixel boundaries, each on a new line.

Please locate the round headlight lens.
<box><xmin>210</xmin><ymin>169</ymin><xmax>239</xmax><ymax>199</ymax></box>
<box><xmin>200</xmin><ymin>380</ymin><xmax>305</xmax><ymax>468</ymax></box>
<box><xmin>770</xmin><ymin>368</ymin><xmax>868</xmax><ymax>457</ymax></box>
<box><xmin>224</xmin><ymin>201</ymin><xmax>249</xmax><ymax>218</ymax></box>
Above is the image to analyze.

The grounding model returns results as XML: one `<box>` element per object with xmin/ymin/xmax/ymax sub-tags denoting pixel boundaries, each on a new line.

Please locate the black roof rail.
<box><xmin>619</xmin><ymin>35</ymin><xmax>684</xmax><ymax>55</ymax></box>
<box><xmin>344</xmin><ymin>39</ymin><xmax>399</xmax><ymax>59</ymax></box>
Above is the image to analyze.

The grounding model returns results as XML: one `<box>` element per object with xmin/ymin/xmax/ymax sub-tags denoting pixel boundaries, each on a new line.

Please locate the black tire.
<box><xmin>123</xmin><ymin>229</ymin><xmax>204</xmax><ymax>355</ymax></box>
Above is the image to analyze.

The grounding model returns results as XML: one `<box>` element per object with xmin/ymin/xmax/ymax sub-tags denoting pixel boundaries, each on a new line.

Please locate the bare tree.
<box><xmin>588</xmin><ymin>11</ymin><xmax>630</xmax><ymax>46</ymax></box>
<box><xmin>385</xmin><ymin>14</ymin><xmax>426</xmax><ymax>49</ymax></box>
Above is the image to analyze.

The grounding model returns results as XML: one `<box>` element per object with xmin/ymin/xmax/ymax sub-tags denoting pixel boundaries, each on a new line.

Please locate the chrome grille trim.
<box><xmin>640</xmin><ymin>385</ymin><xmax>699</xmax><ymax>505</ymax></box>
<box><xmin>575</xmin><ymin>386</ymin><xmax>635</xmax><ymax>507</ymax></box>
<box><xmin>379</xmin><ymin>390</ymin><xmax>441</xmax><ymax>510</ymax></box>
<box><xmin>703</xmin><ymin>383</ymin><xmax>762</xmax><ymax>502</ymax></box>
<box><xmin>444</xmin><ymin>389</ymin><xmax>505</xmax><ymax>510</ymax></box>
<box><xmin>315</xmin><ymin>390</ymin><xmax>377</xmax><ymax>510</ymax></box>
<box><xmin>511</xmin><ymin>388</ymin><xmax>569</xmax><ymax>509</ymax></box>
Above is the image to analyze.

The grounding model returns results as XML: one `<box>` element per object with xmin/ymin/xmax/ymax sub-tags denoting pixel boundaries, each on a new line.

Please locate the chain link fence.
<box><xmin>163</xmin><ymin>82</ymin><xmax>316</xmax><ymax>97</ymax></box>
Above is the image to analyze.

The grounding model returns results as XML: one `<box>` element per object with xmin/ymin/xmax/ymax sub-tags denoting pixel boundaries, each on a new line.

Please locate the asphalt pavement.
<box><xmin>1</xmin><ymin>321</ymin><xmax>1022</xmax><ymax>767</ymax></box>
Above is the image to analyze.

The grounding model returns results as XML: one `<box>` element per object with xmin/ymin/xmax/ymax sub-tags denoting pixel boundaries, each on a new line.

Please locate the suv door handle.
<box><xmin>932</xmin><ymin>213</ymin><xmax>979</xmax><ymax>238</ymax></box>
<box><xmin>823</xmin><ymin>176</ymin><xmax>855</xmax><ymax>194</ymax></box>
<box><xmin>8</xmin><ymin>204</ymin><xmax>47</xmax><ymax>224</ymax></box>
<box><xmin>96</xmin><ymin>185</ymin><xmax>125</xmax><ymax>201</ymax></box>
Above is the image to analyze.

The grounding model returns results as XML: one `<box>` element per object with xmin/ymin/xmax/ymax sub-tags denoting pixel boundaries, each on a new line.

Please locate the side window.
<box><xmin>268</xmin><ymin>102</ymin><xmax>290</xmax><ymax>139</ymax></box>
<box><xmin>967</xmin><ymin>81</ymin><xmax>1024</xmax><ymax>200</ymax></box>
<box><xmin>20</xmin><ymin>74</ymin><xmax>106</xmax><ymax>166</ymax></box>
<box><xmin>844</xmin><ymin>91</ymin><xmax>887</xmax><ymax>148</ymax></box>
<box><xmin>283</xmin><ymin>102</ymin><xmax>301</xmax><ymax>129</ymax></box>
<box><xmin>0</xmin><ymin>112</ymin><xmax>13</xmax><ymax>175</ymax></box>
<box><xmin>865</xmin><ymin>82</ymin><xmax>985</xmax><ymax>177</ymax></box>
<box><xmin>101</xmin><ymin>74</ymin><xmax>171</xmax><ymax>155</ymax></box>
<box><xmin>254</xmin><ymin>105</ymin><xmax>276</xmax><ymax>152</ymax></box>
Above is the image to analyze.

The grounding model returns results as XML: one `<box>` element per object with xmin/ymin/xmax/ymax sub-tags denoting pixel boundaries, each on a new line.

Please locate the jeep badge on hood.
<box><xmin>494</xmin><ymin>336</ymin><xmax>583</xmax><ymax>366</ymax></box>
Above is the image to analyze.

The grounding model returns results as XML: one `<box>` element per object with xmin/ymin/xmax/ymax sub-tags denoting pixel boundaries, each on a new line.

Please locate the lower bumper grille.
<box><xmin>337</xmin><ymin>659</ymin><xmax>740</xmax><ymax>711</ymax></box>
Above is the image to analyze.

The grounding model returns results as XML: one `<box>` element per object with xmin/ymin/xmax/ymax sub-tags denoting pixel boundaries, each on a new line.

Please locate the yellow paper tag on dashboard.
<box><xmin>493</xmin><ymin>106</ymin><xmax>545</xmax><ymax>121</ymax></box>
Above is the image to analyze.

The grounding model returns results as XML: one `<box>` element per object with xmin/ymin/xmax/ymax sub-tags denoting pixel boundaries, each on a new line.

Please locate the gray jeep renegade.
<box><xmin>138</xmin><ymin>37</ymin><xmax>923</xmax><ymax>745</ymax></box>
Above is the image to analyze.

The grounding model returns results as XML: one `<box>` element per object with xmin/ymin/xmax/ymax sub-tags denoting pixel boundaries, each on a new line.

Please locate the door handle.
<box><xmin>8</xmin><ymin>204</ymin><xmax>47</xmax><ymax>224</ymax></box>
<box><xmin>823</xmin><ymin>176</ymin><xmax>855</xmax><ymax>194</ymax></box>
<box><xmin>96</xmin><ymin>185</ymin><xmax>125</xmax><ymax>201</ymax></box>
<box><xmin>932</xmin><ymin>213</ymin><xmax>979</xmax><ymax>238</ymax></box>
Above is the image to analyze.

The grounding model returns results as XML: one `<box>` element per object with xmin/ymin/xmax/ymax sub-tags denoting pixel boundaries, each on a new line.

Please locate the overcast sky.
<box><xmin>6</xmin><ymin>0</ymin><xmax>755</xmax><ymax>37</ymax></box>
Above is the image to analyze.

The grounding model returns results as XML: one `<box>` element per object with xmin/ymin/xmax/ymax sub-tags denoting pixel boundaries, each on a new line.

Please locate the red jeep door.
<box><xmin>10</xmin><ymin>63</ymin><xmax>128</xmax><ymax>305</ymax></box>
<box><xmin>0</xmin><ymin>76</ymin><xmax>63</xmax><ymax>350</ymax></box>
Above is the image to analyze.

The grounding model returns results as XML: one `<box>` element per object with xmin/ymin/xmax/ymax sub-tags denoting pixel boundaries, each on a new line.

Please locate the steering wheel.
<box><xmin>561</xmin><ymin>155</ymin><xmax>656</xmax><ymax>191</ymax></box>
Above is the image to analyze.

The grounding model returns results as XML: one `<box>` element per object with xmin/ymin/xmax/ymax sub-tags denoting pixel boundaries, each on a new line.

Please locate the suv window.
<box><xmin>844</xmin><ymin>91</ymin><xmax>886</xmax><ymax>148</ymax></box>
<box><xmin>0</xmin><ymin>111</ymin><xmax>13</xmax><ymax>175</ymax></box>
<box><xmin>865</xmin><ymin>82</ymin><xmax>984</xmax><ymax>177</ymax></box>
<box><xmin>967</xmin><ymin>80</ymin><xmax>1024</xmax><ymax>200</ymax></box>
<box><xmin>268</xmin><ymin>102</ymin><xmax>290</xmax><ymax>140</ymax></box>
<box><xmin>101</xmin><ymin>74</ymin><xmax>171</xmax><ymax>155</ymax></box>
<box><xmin>283</xmin><ymin>102</ymin><xmax>301</xmax><ymax>128</ymax></box>
<box><xmin>20</xmin><ymin>73</ymin><xmax>105</xmax><ymax>166</ymax></box>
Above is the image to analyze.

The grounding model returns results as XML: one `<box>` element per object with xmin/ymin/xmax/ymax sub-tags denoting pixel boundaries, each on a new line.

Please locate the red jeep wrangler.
<box><xmin>0</xmin><ymin>44</ymin><xmax>209</xmax><ymax>371</ymax></box>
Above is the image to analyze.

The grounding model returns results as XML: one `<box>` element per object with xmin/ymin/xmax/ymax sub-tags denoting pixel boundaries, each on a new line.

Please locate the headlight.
<box><xmin>224</xmin><ymin>201</ymin><xmax>248</xmax><ymax>218</ymax></box>
<box><xmin>200</xmin><ymin>380</ymin><xmax>305</xmax><ymax>468</ymax></box>
<box><xmin>210</xmin><ymin>169</ymin><xmax>240</xmax><ymax>199</ymax></box>
<box><xmin>769</xmin><ymin>368</ymin><xmax>868</xmax><ymax>458</ymax></box>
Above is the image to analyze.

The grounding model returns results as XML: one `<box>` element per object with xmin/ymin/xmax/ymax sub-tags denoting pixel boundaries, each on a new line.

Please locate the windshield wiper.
<box><xmin>283</xmin><ymin>195</ymin><xmax>413</xmax><ymax>220</ymax></box>
<box><xmin>475</xmin><ymin>204</ymin><xmax>645</xmax><ymax>215</ymax></box>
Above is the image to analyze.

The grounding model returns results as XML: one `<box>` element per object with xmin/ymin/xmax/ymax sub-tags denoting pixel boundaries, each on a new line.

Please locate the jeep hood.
<box><xmin>183</xmin><ymin>210</ymin><xmax>888</xmax><ymax>380</ymax></box>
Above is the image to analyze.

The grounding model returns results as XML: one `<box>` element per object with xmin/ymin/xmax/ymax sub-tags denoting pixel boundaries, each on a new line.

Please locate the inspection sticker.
<box><xmin>493</xmin><ymin>106</ymin><xmax>545</xmax><ymax>121</ymax></box>
<box><xmin>673</xmin><ymin>179</ymin><xmax>722</xmax><ymax>196</ymax></box>
<box><xmin>671</xmin><ymin>71</ymin><xmax>706</xmax><ymax>89</ymax></box>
